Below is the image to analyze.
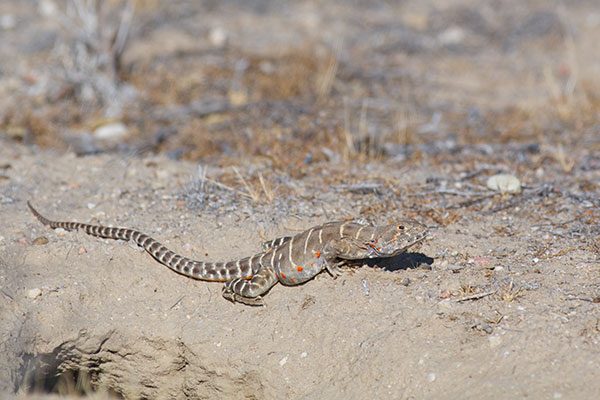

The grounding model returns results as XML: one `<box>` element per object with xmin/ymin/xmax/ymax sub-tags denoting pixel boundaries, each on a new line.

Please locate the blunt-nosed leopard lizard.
<box><xmin>28</xmin><ymin>201</ymin><xmax>427</xmax><ymax>306</ymax></box>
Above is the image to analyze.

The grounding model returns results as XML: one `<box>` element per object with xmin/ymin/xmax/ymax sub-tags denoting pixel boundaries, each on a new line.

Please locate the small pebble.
<box><xmin>427</xmin><ymin>372</ymin><xmax>436</xmax><ymax>382</ymax></box>
<box><xmin>447</xmin><ymin>264</ymin><xmax>464</xmax><ymax>273</ymax></box>
<box><xmin>476</xmin><ymin>322</ymin><xmax>493</xmax><ymax>334</ymax></box>
<box><xmin>472</xmin><ymin>256</ymin><xmax>490</xmax><ymax>265</ymax></box>
<box><xmin>38</xmin><ymin>0</ymin><xmax>57</xmax><ymax>17</ymax></box>
<box><xmin>32</xmin><ymin>236</ymin><xmax>49</xmax><ymax>245</ymax></box>
<box><xmin>279</xmin><ymin>355</ymin><xmax>288</xmax><ymax>366</ymax></box>
<box><xmin>27</xmin><ymin>288</ymin><xmax>42</xmax><ymax>299</ymax></box>
<box><xmin>486</xmin><ymin>174</ymin><xmax>521</xmax><ymax>194</ymax></box>
<box><xmin>93</xmin><ymin>122</ymin><xmax>128</xmax><ymax>142</ymax></box>
<box><xmin>209</xmin><ymin>27</ymin><xmax>228</xmax><ymax>47</ymax></box>
<box><xmin>362</xmin><ymin>279</ymin><xmax>370</xmax><ymax>296</ymax></box>
<box><xmin>438</xmin><ymin>26</ymin><xmax>465</xmax><ymax>45</ymax></box>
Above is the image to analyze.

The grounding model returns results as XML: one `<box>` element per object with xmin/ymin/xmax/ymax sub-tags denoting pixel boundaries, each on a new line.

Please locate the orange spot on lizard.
<box><xmin>315</xmin><ymin>251</ymin><xmax>321</xmax><ymax>258</ymax></box>
<box><xmin>296</xmin><ymin>266</ymin><xmax>303</xmax><ymax>272</ymax></box>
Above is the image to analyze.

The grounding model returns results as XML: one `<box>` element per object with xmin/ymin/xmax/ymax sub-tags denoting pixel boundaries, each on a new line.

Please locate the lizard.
<box><xmin>27</xmin><ymin>201</ymin><xmax>427</xmax><ymax>306</ymax></box>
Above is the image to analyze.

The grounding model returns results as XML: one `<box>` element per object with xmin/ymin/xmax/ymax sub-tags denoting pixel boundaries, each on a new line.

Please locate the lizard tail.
<box><xmin>27</xmin><ymin>201</ymin><xmax>255</xmax><ymax>282</ymax></box>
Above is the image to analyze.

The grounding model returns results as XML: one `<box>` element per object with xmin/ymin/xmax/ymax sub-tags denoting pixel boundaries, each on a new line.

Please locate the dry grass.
<box><xmin>341</xmin><ymin>98</ymin><xmax>387</xmax><ymax>161</ymax></box>
<box><xmin>317</xmin><ymin>50</ymin><xmax>340</xmax><ymax>99</ymax></box>
<box><xmin>497</xmin><ymin>279</ymin><xmax>523</xmax><ymax>303</ymax></box>
<box><xmin>232</xmin><ymin>166</ymin><xmax>275</xmax><ymax>203</ymax></box>
<box><xmin>3</xmin><ymin>0</ymin><xmax>600</xmax><ymax>174</ymax></box>
<box><xmin>55</xmin><ymin>0</ymin><xmax>136</xmax><ymax>117</ymax></box>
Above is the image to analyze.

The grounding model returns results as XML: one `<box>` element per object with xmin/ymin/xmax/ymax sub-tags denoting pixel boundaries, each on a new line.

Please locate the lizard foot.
<box><xmin>325</xmin><ymin>261</ymin><xmax>346</xmax><ymax>278</ymax></box>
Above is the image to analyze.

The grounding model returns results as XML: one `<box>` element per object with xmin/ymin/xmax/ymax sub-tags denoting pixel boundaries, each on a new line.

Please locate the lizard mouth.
<box><xmin>384</xmin><ymin>231</ymin><xmax>428</xmax><ymax>256</ymax></box>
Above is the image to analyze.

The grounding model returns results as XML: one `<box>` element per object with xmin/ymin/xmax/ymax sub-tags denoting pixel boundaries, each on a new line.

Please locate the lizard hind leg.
<box><xmin>222</xmin><ymin>266</ymin><xmax>278</xmax><ymax>306</ymax></box>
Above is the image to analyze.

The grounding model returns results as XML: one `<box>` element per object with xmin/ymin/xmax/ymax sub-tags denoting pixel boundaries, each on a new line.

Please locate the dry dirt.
<box><xmin>1</xmin><ymin>0</ymin><xmax>599</xmax><ymax>399</ymax></box>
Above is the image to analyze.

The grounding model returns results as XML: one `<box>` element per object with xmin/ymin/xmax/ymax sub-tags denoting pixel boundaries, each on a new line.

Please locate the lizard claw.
<box><xmin>222</xmin><ymin>288</ymin><xmax>264</xmax><ymax>306</ymax></box>
<box><xmin>235</xmin><ymin>295</ymin><xmax>265</xmax><ymax>306</ymax></box>
<box><xmin>325</xmin><ymin>261</ymin><xmax>346</xmax><ymax>278</ymax></box>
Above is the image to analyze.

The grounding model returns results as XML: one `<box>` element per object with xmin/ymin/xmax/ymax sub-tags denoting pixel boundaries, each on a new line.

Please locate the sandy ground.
<box><xmin>0</xmin><ymin>0</ymin><xmax>599</xmax><ymax>399</ymax></box>
<box><xmin>1</xmin><ymin>139</ymin><xmax>598</xmax><ymax>399</ymax></box>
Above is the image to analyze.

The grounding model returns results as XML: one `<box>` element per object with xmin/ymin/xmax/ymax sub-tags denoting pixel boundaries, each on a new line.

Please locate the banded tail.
<box><xmin>27</xmin><ymin>201</ymin><xmax>258</xmax><ymax>282</ymax></box>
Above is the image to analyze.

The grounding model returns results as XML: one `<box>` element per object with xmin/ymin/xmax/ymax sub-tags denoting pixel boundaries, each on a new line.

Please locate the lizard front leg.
<box><xmin>321</xmin><ymin>237</ymin><xmax>378</xmax><ymax>277</ymax></box>
<box><xmin>320</xmin><ymin>239</ymin><xmax>356</xmax><ymax>277</ymax></box>
<box><xmin>222</xmin><ymin>266</ymin><xmax>278</xmax><ymax>306</ymax></box>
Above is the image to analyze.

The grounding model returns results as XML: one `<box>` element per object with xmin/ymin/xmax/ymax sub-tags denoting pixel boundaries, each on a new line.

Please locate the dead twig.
<box><xmin>408</xmin><ymin>189</ymin><xmax>490</xmax><ymax>197</ymax></box>
<box><xmin>334</xmin><ymin>183</ymin><xmax>386</xmax><ymax>194</ymax></box>
<box><xmin>456</xmin><ymin>290</ymin><xmax>497</xmax><ymax>302</ymax></box>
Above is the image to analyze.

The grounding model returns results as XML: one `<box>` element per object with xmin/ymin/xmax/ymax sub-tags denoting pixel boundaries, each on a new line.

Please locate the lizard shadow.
<box><xmin>345</xmin><ymin>252</ymin><xmax>434</xmax><ymax>272</ymax></box>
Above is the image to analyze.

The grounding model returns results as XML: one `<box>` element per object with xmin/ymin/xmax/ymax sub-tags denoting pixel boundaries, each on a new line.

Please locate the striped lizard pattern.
<box><xmin>28</xmin><ymin>202</ymin><xmax>427</xmax><ymax>306</ymax></box>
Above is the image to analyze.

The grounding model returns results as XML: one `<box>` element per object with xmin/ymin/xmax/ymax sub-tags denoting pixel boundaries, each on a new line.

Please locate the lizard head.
<box><xmin>362</xmin><ymin>220</ymin><xmax>427</xmax><ymax>257</ymax></box>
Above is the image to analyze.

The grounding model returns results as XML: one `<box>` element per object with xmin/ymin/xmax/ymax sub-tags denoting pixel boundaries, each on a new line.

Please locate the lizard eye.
<box><xmin>398</xmin><ymin>225</ymin><xmax>405</xmax><ymax>230</ymax></box>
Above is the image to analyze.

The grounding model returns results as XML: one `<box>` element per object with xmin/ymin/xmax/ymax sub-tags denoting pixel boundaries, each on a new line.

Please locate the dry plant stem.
<box><xmin>359</xmin><ymin>99</ymin><xmax>368</xmax><ymax>155</ymax></box>
<box><xmin>232</xmin><ymin>166</ymin><xmax>260</xmax><ymax>201</ymax></box>
<box><xmin>317</xmin><ymin>52</ymin><xmax>339</xmax><ymax>98</ymax></box>
<box><xmin>334</xmin><ymin>183</ymin><xmax>385</xmax><ymax>193</ymax></box>
<box><xmin>233</xmin><ymin>166</ymin><xmax>277</xmax><ymax>203</ymax></box>
<box><xmin>408</xmin><ymin>189</ymin><xmax>490</xmax><ymax>197</ymax></box>
<box><xmin>194</xmin><ymin>165</ymin><xmax>253</xmax><ymax>200</ymax></box>
<box><xmin>258</xmin><ymin>173</ymin><xmax>275</xmax><ymax>203</ymax></box>
<box><xmin>343</xmin><ymin>97</ymin><xmax>356</xmax><ymax>158</ymax></box>
<box><xmin>456</xmin><ymin>290</ymin><xmax>497</xmax><ymax>302</ymax></box>
<box><xmin>208</xmin><ymin>177</ymin><xmax>252</xmax><ymax>200</ymax></box>
<box><xmin>555</xmin><ymin>144</ymin><xmax>575</xmax><ymax>173</ymax></box>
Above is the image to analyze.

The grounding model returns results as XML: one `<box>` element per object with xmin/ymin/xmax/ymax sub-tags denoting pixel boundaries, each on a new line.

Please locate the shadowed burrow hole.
<box><xmin>20</xmin><ymin>351</ymin><xmax>123</xmax><ymax>398</ymax></box>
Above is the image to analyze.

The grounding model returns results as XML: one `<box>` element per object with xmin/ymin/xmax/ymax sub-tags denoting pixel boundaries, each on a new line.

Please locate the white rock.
<box><xmin>93</xmin><ymin>122</ymin><xmax>128</xmax><ymax>142</ymax></box>
<box><xmin>438</xmin><ymin>26</ymin><xmax>465</xmax><ymax>45</ymax></box>
<box><xmin>486</xmin><ymin>174</ymin><xmax>521</xmax><ymax>194</ymax></box>
<box><xmin>38</xmin><ymin>0</ymin><xmax>58</xmax><ymax>17</ymax></box>
<box><xmin>209</xmin><ymin>27</ymin><xmax>228</xmax><ymax>47</ymax></box>
<box><xmin>27</xmin><ymin>288</ymin><xmax>42</xmax><ymax>299</ymax></box>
